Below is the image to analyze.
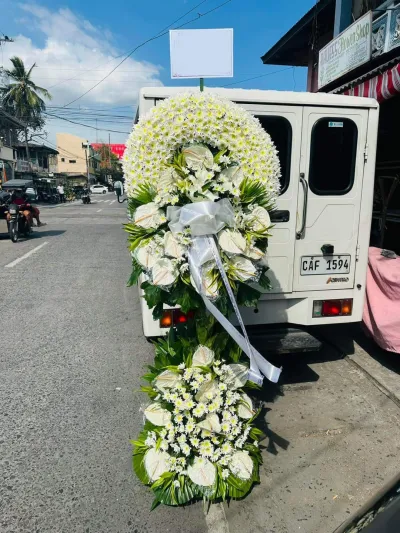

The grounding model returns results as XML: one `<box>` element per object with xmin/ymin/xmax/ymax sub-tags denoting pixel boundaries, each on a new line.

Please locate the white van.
<box><xmin>136</xmin><ymin>88</ymin><xmax>379</xmax><ymax>346</ymax></box>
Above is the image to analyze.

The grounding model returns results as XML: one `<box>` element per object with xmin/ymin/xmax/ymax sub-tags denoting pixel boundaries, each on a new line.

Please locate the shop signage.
<box><xmin>318</xmin><ymin>12</ymin><xmax>372</xmax><ymax>89</ymax></box>
<box><xmin>372</xmin><ymin>12</ymin><xmax>390</xmax><ymax>57</ymax></box>
<box><xmin>388</xmin><ymin>5</ymin><xmax>400</xmax><ymax>52</ymax></box>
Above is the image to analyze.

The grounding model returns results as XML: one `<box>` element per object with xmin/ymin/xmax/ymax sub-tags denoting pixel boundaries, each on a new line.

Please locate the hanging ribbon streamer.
<box><xmin>167</xmin><ymin>200</ymin><xmax>282</xmax><ymax>385</ymax></box>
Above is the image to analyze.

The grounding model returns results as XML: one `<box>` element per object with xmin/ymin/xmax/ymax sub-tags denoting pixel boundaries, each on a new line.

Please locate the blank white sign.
<box><xmin>170</xmin><ymin>28</ymin><xmax>233</xmax><ymax>79</ymax></box>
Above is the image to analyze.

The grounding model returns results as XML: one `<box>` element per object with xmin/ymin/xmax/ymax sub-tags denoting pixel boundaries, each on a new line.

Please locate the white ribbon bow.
<box><xmin>167</xmin><ymin>200</ymin><xmax>282</xmax><ymax>385</ymax></box>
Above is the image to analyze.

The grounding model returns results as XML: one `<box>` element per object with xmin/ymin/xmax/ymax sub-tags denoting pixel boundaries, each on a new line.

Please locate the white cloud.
<box><xmin>3</xmin><ymin>3</ymin><xmax>163</xmax><ymax>143</ymax></box>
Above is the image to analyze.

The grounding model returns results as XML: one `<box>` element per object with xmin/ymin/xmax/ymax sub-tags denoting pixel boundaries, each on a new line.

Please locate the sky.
<box><xmin>1</xmin><ymin>0</ymin><xmax>315</xmax><ymax>146</ymax></box>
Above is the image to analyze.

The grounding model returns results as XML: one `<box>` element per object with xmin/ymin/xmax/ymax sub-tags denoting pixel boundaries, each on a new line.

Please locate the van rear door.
<box><xmin>240</xmin><ymin>104</ymin><xmax>302</xmax><ymax>293</ymax></box>
<box><xmin>293</xmin><ymin>107</ymin><xmax>368</xmax><ymax>291</ymax></box>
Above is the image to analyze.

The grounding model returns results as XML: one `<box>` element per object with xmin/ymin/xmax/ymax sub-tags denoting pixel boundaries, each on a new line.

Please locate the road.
<box><xmin>1</xmin><ymin>194</ymin><xmax>399</xmax><ymax>533</ymax></box>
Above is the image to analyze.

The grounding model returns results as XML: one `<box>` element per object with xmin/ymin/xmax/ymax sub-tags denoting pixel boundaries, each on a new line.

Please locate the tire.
<box><xmin>102</xmin><ymin>190</ymin><xmax>106</xmax><ymax>194</ymax></box>
<box><xmin>9</xmin><ymin>221</ymin><xmax>18</xmax><ymax>243</ymax></box>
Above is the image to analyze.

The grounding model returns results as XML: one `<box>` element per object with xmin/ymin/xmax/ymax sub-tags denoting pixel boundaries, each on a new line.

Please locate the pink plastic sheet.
<box><xmin>363</xmin><ymin>247</ymin><xmax>400</xmax><ymax>354</ymax></box>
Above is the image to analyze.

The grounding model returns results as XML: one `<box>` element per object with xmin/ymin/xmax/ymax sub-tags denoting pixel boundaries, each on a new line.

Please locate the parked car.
<box><xmin>90</xmin><ymin>184</ymin><xmax>108</xmax><ymax>194</ymax></box>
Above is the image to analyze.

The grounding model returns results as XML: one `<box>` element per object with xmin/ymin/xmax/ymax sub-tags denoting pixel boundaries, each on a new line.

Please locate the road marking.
<box><xmin>104</xmin><ymin>200</ymin><xmax>110</xmax><ymax>203</ymax></box>
<box><xmin>5</xmin><ymin>242</ymin><xmax>49</xmax><ymax>268</ymax></box>
<box><xmin>96</xmin><ymin>209</ymin><xmax>102</xmax><ymax>213</ymax></box>
<box><xmin>205</xmin><ymin>503</ymin><xmax>230</xmax><ymax>533</ymax></box>
<box><xmin>110</xmin><ymin>199</ymin><xmax>116</xmax><ymax>205</ymax></box>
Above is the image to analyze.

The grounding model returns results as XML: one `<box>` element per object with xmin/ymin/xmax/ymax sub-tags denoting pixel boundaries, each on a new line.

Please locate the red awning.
<box><xmin>342</xmin><ymin>62</ymin><xmax>400</xmax><ymax>102</ymax></box>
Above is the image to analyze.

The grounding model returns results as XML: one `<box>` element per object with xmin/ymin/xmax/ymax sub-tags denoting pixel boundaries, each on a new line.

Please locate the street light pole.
<box><xmin>82</xmin><ymin>141</ymin><xmax>90</xmax><ymax>186</ymax></box>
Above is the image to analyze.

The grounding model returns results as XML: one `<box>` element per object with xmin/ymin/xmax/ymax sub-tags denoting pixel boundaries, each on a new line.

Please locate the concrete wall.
<box><xmin>56</xmin><ymin>133</ymin><xmax>88</xmax><ymax>174</ymax></box>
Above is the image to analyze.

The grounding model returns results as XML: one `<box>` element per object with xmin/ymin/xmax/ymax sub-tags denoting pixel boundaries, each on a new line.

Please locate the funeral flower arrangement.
<box><xmin>123</xmin><ymin>92</ymin><xmax>281</xmax><ymax>507</ymax></box>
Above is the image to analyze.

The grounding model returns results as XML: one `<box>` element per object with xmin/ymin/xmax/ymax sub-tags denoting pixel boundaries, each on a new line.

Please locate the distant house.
<box><xmin>0</xmin><ymin>107</ymin><xmax>25</xmax><ymax>185</ymax></box>
<box><xmin>13</xmin><ymin>142</ymin><xmax>59</xmax><ymax>179</ymax></box>
<box><xmin>56</xmin><ymin>133</ymin><xmax>100</xmax><ymax>184</ymax></box>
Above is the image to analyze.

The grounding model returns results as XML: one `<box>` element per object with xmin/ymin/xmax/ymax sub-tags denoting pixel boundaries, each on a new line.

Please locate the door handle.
<box><xmin>270</xmin><ymin>210</ymin><xmax>290</xmax><ymax>223</ymax></box>
<box><xmin>296</xmin><ymin>174</ymin><xmax>308</xmax><ymax>240</ymax></box>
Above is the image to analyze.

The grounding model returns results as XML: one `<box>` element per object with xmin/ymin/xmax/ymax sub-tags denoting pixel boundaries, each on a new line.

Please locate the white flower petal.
<box><xmin>182</xmin><ymin>144</ymin><xmax>214</xmax><ymax>170</ymax></box>
<box><xmin>238</xmin><ymin>393</ymin><xmax>254</xmax><ymax>419</ymax></box>
<box><xmin>152</xmin><ymin>258</ymin><xmax>178</xmax><ymax>286</ymax></box>
<box><xmin>134</xmin><ymin>202</ymin><xmax>165</xmax><ymax>229</ymax></box>
<box><xmin>154</xmin><ymin>370</ymin><xmax>181</xmax><ymax>391</ymax></box>
<box><xmin>164</xmin><ymin>232</ymin><xmax>185</xmax><ymax>259</ymax></box>
<box><xmin>144</xmin><ymin>448</ymin><xmax>171</xmax><ymax>481</ymax></box>
<box><xmin>244</xmin><ymin>245</ymin><xmax>265</xmax><ymax>261</ymax></box>
<box><xmin>219</xmin><ymin>166</ymin><xmax>244</xmax><ymax>187</ymax></box>
<box><xmin>218</xmin><ymin>230</ymin><xmax>247</xmax><ymax>255</ymax></box>
<box><xmin>224</xmin><ymin>364</ymin><xmax>248</xmax><ymax>390</ymax></box>
<box><xmin>187</xmin><ymin>457</ymin><xmax>216</xmax><ymax>487</ymax></box>
<box><xmin>192</xmin><ymin>345</ymin><xmax>215</xmax><ymax>367</ymax></box>
<box><xmin>195</xmin><ymin>379</ymin><xmax>219</xmax><ymax>402</ymax></box>
<box><xmin>249</xmin><ymin>206</ymin><xmax>271</xmax><ymax>232</ymax></box>
<box><xmin>144</xmin><ymin>403</ymin><xmax>171</xmax><ymax>426</ymax></box>
<box><xmin>197</xmin><ymin>413</ymin><xmax>221</xmax><ymax>434</ymax></box>
<box><xmin>136</xmin><ymin>243</ymin><xmax>160</xmax><ymax>270</ymax></box>
<box><xmin>229</xmin><ymin>451</ymin><xmax>253</xmax><ymax>480</ymax></box>
<box><xmin>229</xmin><ymin>256</ymin><xmax>257</xmax><ymax>282</ymax></box>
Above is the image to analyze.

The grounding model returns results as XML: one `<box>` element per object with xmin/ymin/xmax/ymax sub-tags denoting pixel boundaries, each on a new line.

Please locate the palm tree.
<box><xmin>1</xmin><ymin>56</ymin><xmax>51</xmax><ymax>160</ymax></box>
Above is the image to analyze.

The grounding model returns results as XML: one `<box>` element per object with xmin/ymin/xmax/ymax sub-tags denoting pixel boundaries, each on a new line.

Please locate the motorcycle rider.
<box><xmin>8</xmin><ymin>189</ymin><xmax>46</xmax><ymax>227</ymax></box>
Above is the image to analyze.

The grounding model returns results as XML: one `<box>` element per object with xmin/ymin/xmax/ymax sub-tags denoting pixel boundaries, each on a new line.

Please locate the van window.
<box><xmin>309</xmin><ymin>118</ymin><xmax>358</xmax><ymax>195</ymax></box>
<box><xmin>256</xmin><ymin>116</ymin><xmax>292</xmax><ymax>194</ymax></box>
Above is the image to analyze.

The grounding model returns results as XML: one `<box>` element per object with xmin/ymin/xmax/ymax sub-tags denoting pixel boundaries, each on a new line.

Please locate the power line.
<box><xmin>63</xmin><ymin>0</ymin><xmax>232</xmax><ymax>108</ymax></box>
<box><xmin>44</xmin><ymin>112</ymin><xmax>131</xmax><ymax>134</ymax></box>
<box><xmin>222</xmin><ymin>67</ymin><xmax>293</xmax><ymax>87</ymax></box>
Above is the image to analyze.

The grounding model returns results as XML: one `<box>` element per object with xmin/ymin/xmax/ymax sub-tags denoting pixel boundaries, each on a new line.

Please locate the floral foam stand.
<box><xmin>123</xmin><ymin>92</ymin><xmax>282</xmax><ymax>507</ymax></box>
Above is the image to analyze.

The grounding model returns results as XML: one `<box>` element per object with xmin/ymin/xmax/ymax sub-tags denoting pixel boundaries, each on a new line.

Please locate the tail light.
<box><xmin>313</xmin><ymin>299</ymin><xmax>353</xmax><ymax>318</ymax></box>
<box><xmin>159</xmin><ymin>309</ymin><xmax>194</xmax><ymax>328</ymax></box>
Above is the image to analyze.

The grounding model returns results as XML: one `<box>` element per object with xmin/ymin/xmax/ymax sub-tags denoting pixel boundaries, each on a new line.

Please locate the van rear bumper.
<box><xmin>247</xmin><ymin>324</ymin><xmax>322</xmax><ymax>354</ymax></box>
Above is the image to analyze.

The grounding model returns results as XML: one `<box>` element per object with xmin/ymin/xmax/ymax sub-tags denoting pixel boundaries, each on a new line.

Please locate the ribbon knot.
<box><xmin>167</xmin><ymin>199</ymin><xmax>281</xmax><ymax>385</ymax></box>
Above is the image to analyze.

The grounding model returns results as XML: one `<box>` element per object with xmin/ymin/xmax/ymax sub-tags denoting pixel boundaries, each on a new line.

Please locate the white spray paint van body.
<box><xmin>135</xmin><ymin>88</ymin><xmax>379</xmax><ymax>342</ymax></box>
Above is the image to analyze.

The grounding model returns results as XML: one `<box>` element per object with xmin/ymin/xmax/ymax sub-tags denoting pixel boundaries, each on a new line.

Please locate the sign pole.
<box><xmin>200</xmin><ymin>78</ymin><xmax>204</xmax><ymax>92</ymax></box>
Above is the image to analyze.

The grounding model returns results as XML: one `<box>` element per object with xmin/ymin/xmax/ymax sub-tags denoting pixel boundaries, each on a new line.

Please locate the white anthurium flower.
<box><xmin>244</xmin><ymin>245</ymin><xmax>265</xmax><ymax>261</ymax></box>
<box><xmin>152</xmin><ymin>258</ymin><xmax>179</xmax><ymax>287</ymax></box>
<box><xmin>229</xmin><ymin>451</ymin><xmax>254</xmax><ymax>480</ymax></box>
<box><xmin>164</xmin><ymin>232</ymin><xmax>185</xmax><ymax>259</ymax></box>
<box><xmin>135</xmin><ymin>243</ymin><xmax>161</xmax><ymax>270</ymax></box>
<box><xmin>197</xmin><ymin>413</ymin><xmax>221</xmax><ymax>434</ymax></box>
<box><xmin>154</xmin><ymin>370</ymin><xmax>181</xmax><ymax>391</ymax></box>
<box><xmin>192</xmin><ymin>345</ymin><xmax>215</xmax><ymax>367</ymax></box>
<box><xmin>187</xmin><ymin>457</ymin><xmax>216</xmax><ymax>487</ymax></box>
<box><xmin>238</xmin><ymin>393</ymin><xmax>255</xmax><ymax>420</ymax></box>
<box><xmin>195</xmin><ymin>379</ymin><xmax>219</xmax><ymax>402</ymax></box>
<box><xmin>182</xmin><ymin>144</ymin><xmax>214</xmax><ymax>170</ymax></box>
<box><xmin>144</xmin><ymin>448</ymin><xmax>171</xmax><ymax>481</ymax></box>
<box><xmin>224</xmin><ymin>364</ymin><xmax>248</xmax><ymax>390</ymax></box>
<box><xmin>219</xmin><ymin>165</ymin><xmax>244</xmax><ymax>187</ymax></box>
<box><xmin>134</xmin><ymin>202</ymin><xmax>166</xmax><ymax>229</ymax></box>
<box><xmin>157</xmin><ymin>167</ymin><xmax>177</xmax><ymax>192</ymax></box>
<box><xmin>229</xmin><ymin>256</ymin><xmax>258</xmax><ymax>282</ymax></box>
<box><xmin>144</xmin><ymin>403</ymin><xmax>171</xmax><ymax>426</ymax></box>
<box><xmin>218</xmin><ymin>230</ymin><xmax>247</xmax><ymax>255</ymax></box>
<box><xmin>248</xmin><ymin>206</ymin><xmax>271</xmax><ymax>232</ymax></box>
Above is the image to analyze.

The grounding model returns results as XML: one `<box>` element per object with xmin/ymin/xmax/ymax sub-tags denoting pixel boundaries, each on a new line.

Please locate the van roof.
<box><xmin>139</xmin><ymin>87</ymin><xmax>379</xmax><ymax>109</ymax></box>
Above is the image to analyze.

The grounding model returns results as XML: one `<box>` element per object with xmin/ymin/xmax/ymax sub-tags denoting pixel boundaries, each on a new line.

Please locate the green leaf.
<box><xmin>140</xmin><ymin>385</ymin><xmax>158</xmax><ymax>399</ymax></box>
<box><xmin>132</xmin><ymin>445</ymin><xmax>150</xmax><ymax>485</ymax></box>
<box><xmin>237</xmin><ymin>283</ymin><xmax>261</xmax><ymax>308</ymax></box>
<box><xmin>127</xmin><ymin>258</ymin><xmax>143</xmax><ymax>287</ymax></box>
<box><xmin>141</xmin><ymin>281</ymin><xmax>164</xmax><ymax>309</ymax></box>
<box><xmin>240</xmin><ymin>178</ymin><xmax>274</xmax><ymax>210</ymax></box>
<box><xmin>128</xmin><ymin>182</ymin><xmax>156</xmax><ymax>210</ymax></box>
<box><xmin>152</xmin><ymin>302</ymin><xmax>164</xmax><ymax>320</ymax></box>
<box><xmin>249</xmin><ymin>427</ymin><xmax>265</xmax><ymax>441</ymax></box>
<box><xmin>258</xmin><ymin>270</ymin><xmax>271</xmax><ymax>290</ymax></box>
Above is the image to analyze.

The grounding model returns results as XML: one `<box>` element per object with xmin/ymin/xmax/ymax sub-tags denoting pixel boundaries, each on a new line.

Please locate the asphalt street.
<box><xmin>1</xmin><ymin>193</ymin><xmax>399</xmax><ymax>533</ymax></box>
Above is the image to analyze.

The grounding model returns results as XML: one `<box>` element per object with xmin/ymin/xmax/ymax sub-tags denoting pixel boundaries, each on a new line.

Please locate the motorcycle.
<box><xmin>81</xmin><ymin>190</ymin><xmax>91</xmax><ymax>204</ymax></box>
<box><xmin>7</xmin><ymin>203</ymin><xmax>32</xmax><ymax>243</ymax></box>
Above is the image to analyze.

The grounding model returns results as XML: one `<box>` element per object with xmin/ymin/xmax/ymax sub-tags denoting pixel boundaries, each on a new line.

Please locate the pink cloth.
<box><xmin>363</xmin><ymin>247</ymin><xmax>400</xmax><ymax>354</ymax></box>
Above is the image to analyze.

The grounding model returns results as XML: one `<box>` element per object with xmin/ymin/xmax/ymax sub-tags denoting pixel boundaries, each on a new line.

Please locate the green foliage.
<box><xmin>240</xmin><ymin>178</ymin><xmax>273</xmax><ymax>210</ymax></box>
<box><xmin>128</xmin><ymin>182</ymin><xmax>156</xmax><ymax>210</ymax></box>
<box><xmin>237</xmin><ymin>283</ymin><xmax>261</xmax><ymax>308</ymax></box>
<box><xmin>127</xmin><ymin>257</ymin><xmax>143</xmax><ymax>287</ymax></box>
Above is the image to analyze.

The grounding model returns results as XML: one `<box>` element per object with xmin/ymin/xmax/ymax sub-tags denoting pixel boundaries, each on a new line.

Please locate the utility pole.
<box><xmin>0</xmin><ymin>36</ymin><xmax>14</xmax><ymax>44</ymax></box>
<box><xmin>82</xmin><ymin>141</ymin><xmax>90</xmax><ymax>187</ymax></box>
<box><xmin>108</xmin><ymin>133</ymin><xmax>111</xmax><ymax>185</ymax></box>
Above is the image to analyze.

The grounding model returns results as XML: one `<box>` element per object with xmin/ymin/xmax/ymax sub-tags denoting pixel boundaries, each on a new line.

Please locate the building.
<box><xmin>0</xmin><ymin>107</ymin><xmax>25</xmax><ymax>185</ymax></box>
<box><xmin>14</xmin><ymin>142</ymin><xmax>59</xmax><ymax>179</ymax></box>
<box><xmin>262</xmin><ymin>0</ymin><xmax>400</xmax><ymax>252</ymax></box>
<box><xmin>56</xmin><ymin>133</ymin><xmax>100</xmax><ymax>184</ymax></box>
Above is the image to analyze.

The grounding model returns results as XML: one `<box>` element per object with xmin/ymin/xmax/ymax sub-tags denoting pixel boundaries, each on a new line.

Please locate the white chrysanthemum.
<box><xmin>218</xmin><ymin>229</ymin><xmax>247</xmax><ymax>255</ymax></box>
<box><xmin>229</xmin><ymin>451</ymin><xmax>253</xmax><ymax>480</ymax></box>
<box><xmin>192</xmin><ymin>345</ymin><xmax>215</xmax><ymax>367</ymax></box>
<box><xmin>154</xmin><ymin>370</ymin><xmax>181</xmax><ymax>390</ymax></box>
<box><xmin>187</xmin><ymin>457</ymin><xmax>216</xmax><ymax>487</ymax></box>
<box><xmin>144</xmin><ymin>403</ymin><xmax>171</xmax><ymax>426</ymax></box>
<box><xmin>238</xmin><ymin>393</ymin><xmax>254</xmax><ymax>419</ymax></box>
<box><xmin>152</xmin><ymin>258</ymin><xmax>178</xmax><ymax>286</ymax></box>
<box><xmin>134</xmin><ymin>202</ymin><xmax>165</xmax><ymax>229</ymax></box>
<box><xmin>144</xmin><ymin>448</ymin><xmax>170</xmax><ymax>481</ymax></box>
<box><xmin>124</xmin><ymin>93</ymin><xmax>280</xmax><ymax>199</ymax></box>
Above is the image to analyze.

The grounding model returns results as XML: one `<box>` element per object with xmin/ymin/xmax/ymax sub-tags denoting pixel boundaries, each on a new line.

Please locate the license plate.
<box><xmin>301</xmin><ymin>255</ymin><xmax>351</xmax><ymax>276</ymax></box>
